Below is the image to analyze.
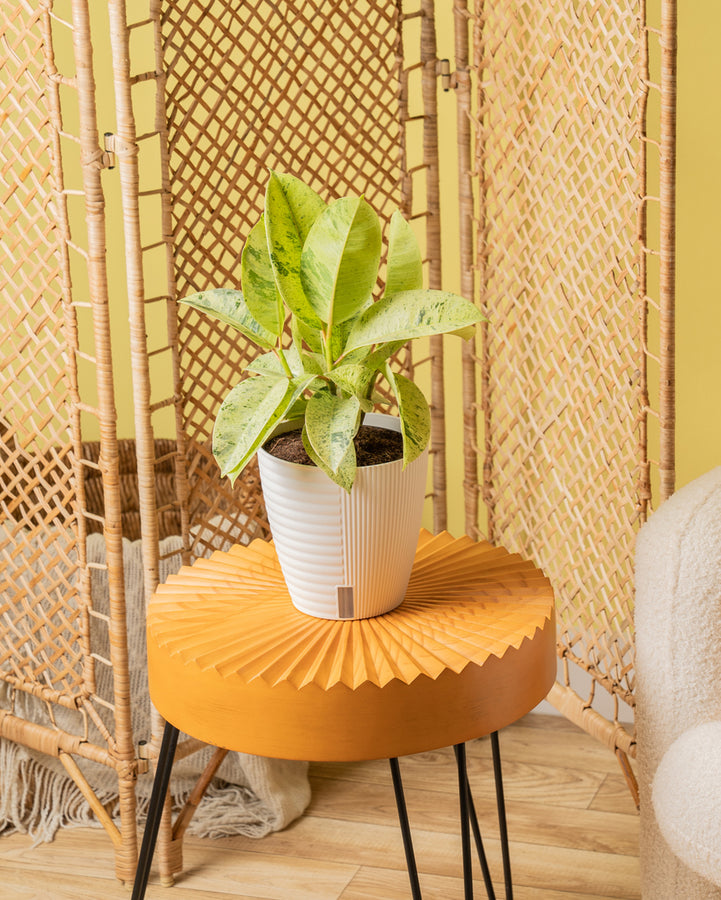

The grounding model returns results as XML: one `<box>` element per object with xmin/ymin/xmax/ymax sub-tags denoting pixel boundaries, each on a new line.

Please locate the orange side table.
<box><xmin>132</xmin><ymin>530</ymin><xmax>556</xmax><ymax>900</ymax></box>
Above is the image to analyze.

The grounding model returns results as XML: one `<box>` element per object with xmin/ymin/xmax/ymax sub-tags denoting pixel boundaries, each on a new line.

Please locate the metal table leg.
<box><xmin>390</xmin><ymin>739</ymin><xmax>512</xmax><ymax>900</ymax></box>
<box><xmin>491</xmin><ymin>731</ymin><xmax>513</xmax><ymax>899</ymax></box>
<box><xmin>132</xmin><ymin>736</ymin><xmax>510</xmax><ymax>900</ymax></box>
<box><xmin>131</xmin><ymin>721</ymin><xmax>179</xmax><ymax>900</ymax></box>
<box><xmin>455</xmin><ymin>742</ymin><xmax>497</xmax><ymax>899</ymax></box>
<box><xmin>389</xmin><ymin>756</ymin><xmax>423</xmax><ymax>900</ymax></box>
<box><xmin>455</xmin><ymin>742</ymin><xmax>475</xmax><ymax>898</ymax></box>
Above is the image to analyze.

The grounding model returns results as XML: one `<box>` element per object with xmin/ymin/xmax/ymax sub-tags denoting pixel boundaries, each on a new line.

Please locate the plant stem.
<box><xmin>323</xmin><ymin>330</ymin><xmax>333</xmax><ymax>372</ymax></box>
<box><xmin>276</xmin><ymin>345</ymin><xmax>293</xmax><ymax>377</ymax></box>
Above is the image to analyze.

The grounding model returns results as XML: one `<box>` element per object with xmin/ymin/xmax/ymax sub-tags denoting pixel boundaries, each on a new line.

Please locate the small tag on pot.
<box><xmin>336</xmin><ymin>586</ymin><xmax>355</xmax><ymax>620</ymax></box>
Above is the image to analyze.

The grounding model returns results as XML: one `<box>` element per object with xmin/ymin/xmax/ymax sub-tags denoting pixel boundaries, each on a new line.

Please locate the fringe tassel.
<box><xmin>0</xmin><ymin>737</ymin><xmax>310</xmax><ymax>844</ymax></box>
<box><xmin>0</xmin><ymin>739</ymin><xmax>113</xmax><ymax>845</ymax></box>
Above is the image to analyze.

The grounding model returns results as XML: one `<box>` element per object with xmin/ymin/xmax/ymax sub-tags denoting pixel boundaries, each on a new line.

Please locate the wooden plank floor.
<box><xmin>0</xmin><ymin>714</ymin><xmax>639</xmax><ymax>899</ymax></box>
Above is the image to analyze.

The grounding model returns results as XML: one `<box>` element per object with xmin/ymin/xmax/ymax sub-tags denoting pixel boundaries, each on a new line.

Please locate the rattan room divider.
<box><xmin>1</xmin><ymin>0</ymin><xmax>675</xmax><ymax>884</ymax></box>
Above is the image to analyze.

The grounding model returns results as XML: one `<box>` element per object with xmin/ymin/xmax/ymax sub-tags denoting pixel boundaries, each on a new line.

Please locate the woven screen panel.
<box><xmin>474</xmin><ymin>1</ymin><xmax>647</xmax><ymax>706</ymax></box>
<box><xmin>159</xmin><ymin>0</ymin><xmax>406</xmax><ymax>553</ymax></box>
<box><xmin>0</xmin><ymin>2</ymin><xmax>87</xmax><ymax>700</ymax></box>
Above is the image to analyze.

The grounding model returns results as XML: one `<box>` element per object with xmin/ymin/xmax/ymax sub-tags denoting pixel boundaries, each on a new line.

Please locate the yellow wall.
<box><xmin>673</xmin><ymin>5</ymin><xmax>721</xmax><ymax>490</ymax></box>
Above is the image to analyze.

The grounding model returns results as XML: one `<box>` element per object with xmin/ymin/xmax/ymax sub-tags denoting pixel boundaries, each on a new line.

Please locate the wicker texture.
<box><xmin>1</xmin><ymin>0</ymin><xmax>143</xmax><ymax>877</ymax></box>
<box><xmin>0</xmin><ymin>4</ymin><xmax>85</xmax><ymax>703</ymax></box>
<box><xmin>464</xmin><ymin>0</ymin><xmax>673</xmax><ymax>767</ymax></box>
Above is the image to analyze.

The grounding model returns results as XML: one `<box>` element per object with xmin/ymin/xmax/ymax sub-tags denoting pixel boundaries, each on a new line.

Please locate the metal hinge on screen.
<box><xmin>438</xmin><ymin>59</ymin><xmax>452</xmax><ymax>92</ymax></box>
<box><xmin>437</xmin><ymin>59</ymin><xmax>468</xmax><ymax>92</ymax></box>
<box><xmin>136</xmin><ymin>739</ymin><xmax>150</xmax><ymax>775</ymax></box>
<box><xmin>102</xmin><ymin>132</ymin><xmax>116</xmax><ymax>170</ymax></box>
<box><xmin>102</xmin><ymin>132</ymin><xmax>139</xmax><ymax>167</ymax></box>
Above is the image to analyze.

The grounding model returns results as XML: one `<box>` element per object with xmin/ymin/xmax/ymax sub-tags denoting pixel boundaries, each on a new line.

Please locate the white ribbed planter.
<box><xmin>257</xmin><ymin>413</ymin><xmax>428</xmax><ymax>620</ymax></box>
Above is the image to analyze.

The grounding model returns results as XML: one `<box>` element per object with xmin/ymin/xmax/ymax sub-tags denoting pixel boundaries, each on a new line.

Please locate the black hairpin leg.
<box><xmin>455</xmin><ymin>742</ymin><xmax>474</xmax><ymax>898</ymax></box>
<box><xmin>131</xmin><ymin>721</ymin><xmax>180</xmax><ymax>900</ymax></box>
<box><xmin>455</xmin><ymin>743</ymin><xmax>496</xmax><ymax>899</ymax></box>
<box><xmin>491</xmin><ymin>732</ymin><xmax>513</xmax><ymax>899</ymax></box>
<box><xmin>389</xmin><ymin>756</ymin><xmax>423</xmax><ymax>900</ymax></box>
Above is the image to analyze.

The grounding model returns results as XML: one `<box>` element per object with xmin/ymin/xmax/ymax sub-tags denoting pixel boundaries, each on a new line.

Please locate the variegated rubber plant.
<box><xmin>180</xmin><ymin>171</ymin><xmax>483</xmax><ymax>491</ymax></box>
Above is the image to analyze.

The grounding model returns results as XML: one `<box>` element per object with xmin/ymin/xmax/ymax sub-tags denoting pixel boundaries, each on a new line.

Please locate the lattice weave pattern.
<box><xmin>0</xmin><ymin>2</ymin><xmax>87</xmax><ymax>700</ymax></box>
<box><xmin>473</xmin><ymin>2</ymin><xmax>646</xmax><ymax>706</ymax></box>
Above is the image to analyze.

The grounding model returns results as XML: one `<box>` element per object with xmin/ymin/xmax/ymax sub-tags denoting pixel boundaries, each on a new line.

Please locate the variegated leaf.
<box><xmin>330</xmin><ymin>303</ymin><xmax>371</xmax><ymax>361</ymax></box>
<box><xmin>215</xmin><ymin>373</ymin><xmax>317</xmax><ymax>481</ymax></box>
<box><xmin>293</xmin><ymin>315</ymin><xmax>324</xmax><ymax>354</ymax></box>
<box><xmin>344</xmin><ymin>289</ymin><xmax>483</xmax><ymax>352</ymax></box>
<box><xmin>327</xmin><ymin>363</ymin><xmax>374</xmax><ymax>398</ymax></box>
<box><xmin>301</xmin><ymin>197</ymin><xmax>381</xmax><ymax>328</ymax></box>
<box><xmin>305</xmin><ymin>390</ymin><xmax>361</xmax><ymax>474</ymax></box>
<box><xmin>383</xmin><ymin>365</ymin><xmax>431</xmax><ymax>466</ymax></box>
<box><xmin>213</xmin><ymin>375</ymin><xmax>291</xmax><ymax>480</ymax></box>
<box><xmin>285</xmin><ymin>396</ymin><xmax>308</xmax><ymax>421</ymax></box>
<box><xmin>179</xmin><ymin>289</ymin><xmax>276</xmax><ymax>350</ymax></box>
<box><xmin>385</xmin><ymin>210</ymin><xmax>423</xmax><ymax>298</ymax></box>
<box><xmin>302</xmin><ymin>424</ymin><xmax>356</xmax><ymax>493</ymax></box>
<box><xmin>451</xmin><ymin>324</ymin><xmax>477</xmax><ymax>341</ymax></box>
<box><xmin>241</xmin><ymin>217</ymin><xmax>283</xmax><ymax>335</ymax></box>
<box><xmin>245</xmin><ymin>345</ymin><xmax>305</xmax><ymax>377</ymax></box>
<box><xmin>245</xmin><ymin>351</ymin><xmax>286</xmax><ymax>376</ymax></box>
<box><xmin>272</xmin><ymin>171</ymin><xmax>326</xmax><ymax>242</ymax></box>
<box><xmin>265</xmin><ymin>172</ymin><xmax>323</xmax><ymax>329</ymax></box>
<box><xmin>364</xmin><ymin>339</ymin><xmax>408</xmax><ymax>369</ymax></box>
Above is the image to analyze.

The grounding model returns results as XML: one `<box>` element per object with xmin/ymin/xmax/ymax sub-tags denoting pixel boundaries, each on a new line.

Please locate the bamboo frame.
<box><xmin>659</xmin><ymin>0</ymin><xmax>677</xmax><ymax>503</ymax></box>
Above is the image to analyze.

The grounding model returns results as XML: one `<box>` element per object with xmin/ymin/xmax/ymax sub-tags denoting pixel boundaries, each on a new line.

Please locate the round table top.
<box><xmin>147</xmin><ymin>530</ymin><xmax>556</xmax><ymax>760</ymax></box>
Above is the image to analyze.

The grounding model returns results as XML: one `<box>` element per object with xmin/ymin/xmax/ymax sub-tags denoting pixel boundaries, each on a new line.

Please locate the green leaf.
<box><xmin>344</xmin><ymin>289</ymin><xmax>484</xmax><ymax>353</ymax></box>
<box><xmin>336</xmin><ymin>346</ymin><xmax>372</xmax><ymax>367</ymax></box>
<box><xmin>214</xmin><ymin>373</ymin><xmax>317</xmax><ymax>481</ymax></box>
<box><xmin>293</xmin><ymin>316</ymin><xmax>324</xmax><ymax>354</ymax></box>
<box><xmin>213</xmin><ymin>375</ymin><xmax>291</xmax><ymax>480</ymax></box>
<box><xmin>179</xmin><ymin>289</ymin><xmax>276</xmax><ymax>350</ymax></box>
<box><xmin>265</xmin><ymin>172</ymin><xmax>323</xmax><ymax>329</ymax></box>
<box><xmin>245</xmin><ymin>346</ymin><xmax>307</xmax><ymax>377</ymax></box>
<box><xmin>451</xmin><ymin>325</ymin><xmax>477</xmax><ymax>341</ymax></box>
<box><xmin>271</xmin><ymin>171</ymin><xmax>327</xmax><ymax>243</ymax></box>
<box><xmin>301</xmin><ymin>196</ymin><xmax>381</xmax><ymax>328</ymax></box>
<box><xmin>305</xmin><ymin>390</ymin><xmax>361</xmax><ymax>474</ymax></box>
<box><xmin>241</xmin><ymin>217</ymin><xmax>283</xmax><ymax>335</ymax></box>
<box><xmin>245</xmin><ymin>351</ymin><xmax>287</xmax><ymax>376</ymax></box>
<box><xmin>383</xmin><ymin>365</ymin><xmax>431</xmax><ymax>467</ymax></box>
<box><xmin>280</xmin><ymin>344</ymin><xmax>304</xmax><ymax>376</ymax></box>
<box><xmin>385</xmin><ymin>211</ymin><xmax>423</xmax><ymax>298</ymax></box>
<box><xmin>327</xmin><ymin>364</ymin><xmax>374</xmax><ymax>398</ymax></box>
<box><xmin>306</xmin><ymin>352</ymin><xmax>327</xmax><ymax>374</ymax></box>
<box><xmin>302</xmin><ymin>425</ymin><xmax>356</xmax><ymax>493</ymax></box>
<box><xmin>329</xmin><ymin>302</ymin><xmax>372</xmax><ymax>362</ymax></box>
<box><xmin>364</xmin><ymin>339</ymin><xmax>408</xmax><ymax>369</ymax></box>
<box><xmin>285</xmin><ymin>396</ymin><xmax>308</xmax><ymax>420</ymax></box>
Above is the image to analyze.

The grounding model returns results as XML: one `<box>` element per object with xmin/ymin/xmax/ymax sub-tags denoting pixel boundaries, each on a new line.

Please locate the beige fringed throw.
<box><xmin>0</xmin><ymin>527</ymin><xmax>310</xmax><ymax>844</ymax></box>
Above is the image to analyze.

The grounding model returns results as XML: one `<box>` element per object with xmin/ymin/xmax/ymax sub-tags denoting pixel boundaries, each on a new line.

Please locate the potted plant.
<box><xmin>180</xmin><ymin>171</ymin><xmax>483</xmax><ymax>619</ymax></box>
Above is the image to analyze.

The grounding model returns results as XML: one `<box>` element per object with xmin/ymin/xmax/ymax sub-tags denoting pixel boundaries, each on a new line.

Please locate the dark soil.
<box><xmin>263</xmin><ymin>424</ymin><xmax>404</xmax><ymax>467</ymax></box>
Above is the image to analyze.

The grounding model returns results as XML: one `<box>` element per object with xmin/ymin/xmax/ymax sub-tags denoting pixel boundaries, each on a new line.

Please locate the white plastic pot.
<box><xmin>257</xmin><ymin>413</ymin><xmax>428</xmax><ymax>620</ymax></box>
